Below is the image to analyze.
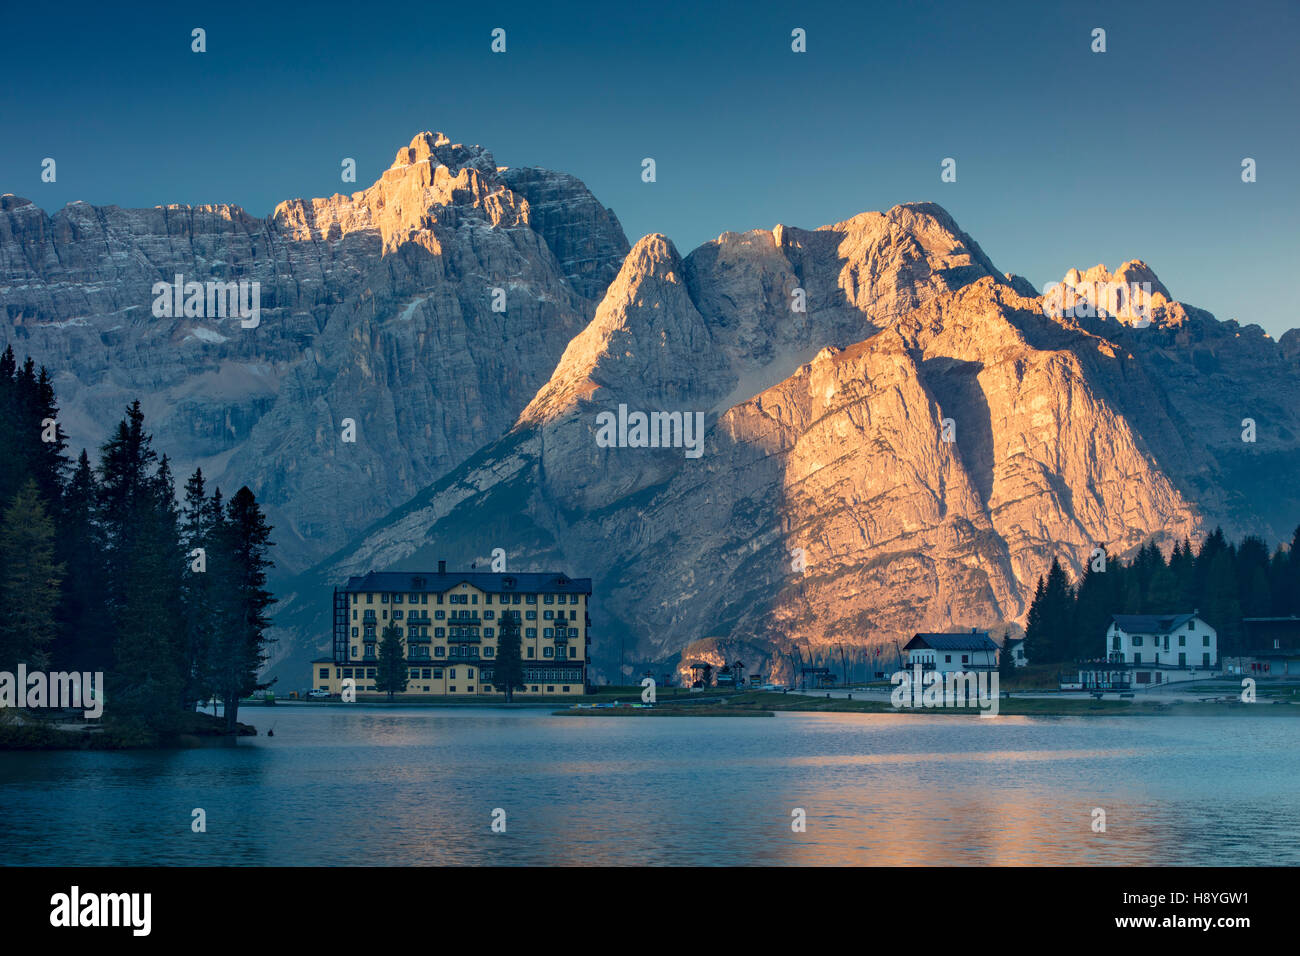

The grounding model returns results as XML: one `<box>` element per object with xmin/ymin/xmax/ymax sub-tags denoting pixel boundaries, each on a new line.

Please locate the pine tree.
<box><xmin>373</xmin><ymin>623</ymin><xmax>408</xmax><ymax>701</ymax></box>
<box><xmin>208</xmin><ymin>487</ymin><xmax>276</xmax><ymax>731</ymax></box>
<box><xmin>1202</xmin><ymin>549</ymin><xmax>1243</xmax><ymax>656</ymax></box>
<box><xmin>1073</xmin><ymin>549</ymin><xmax>1116</xmax><ymax>660</ymax></box>
<box><xmin>998</xmin><ymin>628</ymin><xmax>1018</xmax><ymax>681</ymax></box>
<box><xmin>180</xmin><ymin>468</ymin><xmax>215</xmax><ymax>708</ymax></box>
<box><xmin>494</xmin><ymin>610</ymin><xmax>525</xmax><ymax>702</ymax></box>
<box><xmin>0</xmin><ymin>481</ymin><xmax>65</xmax><ymax>670</ymax></box>
<box><xmin>1024</xmin><ymin>559</ymin><xmax>1075</xmax><ymax>665</ymax></box>
<box><xmin>53</xmin><ymin>451</ymin><xmax>108</xmax><ymax>671</ymax></box>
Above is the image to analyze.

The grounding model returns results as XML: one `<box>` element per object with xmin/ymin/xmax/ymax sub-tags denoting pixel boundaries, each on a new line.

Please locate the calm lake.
<box><xmin>2</xmin><ymin>706</ymin><xmax>1296</xmax><ymax>865</ymax></box>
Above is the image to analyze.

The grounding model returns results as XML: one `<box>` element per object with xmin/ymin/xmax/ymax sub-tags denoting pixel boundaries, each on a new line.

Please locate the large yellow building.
<box><xmin>310</xmin><ymin>563</ymin><xmax>591</xmax><ymax>698</ymax></box>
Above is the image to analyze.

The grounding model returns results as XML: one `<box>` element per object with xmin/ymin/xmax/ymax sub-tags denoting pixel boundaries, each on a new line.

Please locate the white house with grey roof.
<box><xmin>1068</xmin><ymin>612</ymin><xmax>1218</xmax><ymax>690</ymax></box>
<box><xmin>903</xmin><ymin>631</ymin><xmax>999</xmax><ymax>674</ymax></box>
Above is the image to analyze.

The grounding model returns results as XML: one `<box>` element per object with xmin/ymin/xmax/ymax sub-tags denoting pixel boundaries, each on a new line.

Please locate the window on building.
<box><xmin>527</xmin><ymin>648</ymin><xmax>535</xmax><ymax>658</ymax></box>
<box><xmin>526</xmin><ymin>628</ymin><xmax>537</xmax><ymax>638</ymax></box>
<box><xmin>435</xmin><ymin>647</ymin><xmax>445</xmax><ymax>657</ymax></box>
<box><xmin>1203</xmin><ymin>636</ymin><xmax>1210</xmax><ymax>646</ymax></box>
<box><xmin>485</xmin><ymin>610</ymin><xmax>495</xmax><ymax>619</ymax></box>
<box><xmin>547</xmin><ymin>686</ymin><xmax>554</xmax><ymax>693</ymax></box>
<box><xmin>485</xmin><ymin>627</ymin><xmax>494</xmax><ymax>637</ymax></box>
<box><xmin>562</xmin><ymin>686</ymin><xmax>570</xmax><ymax>692</ymax></box>
<box><xmin>382</xmin><ymin>593</ymin><xmax>388</xmax><ymax>603</ymax></box>
<box><xmin>544</xmin><ymin>628</ymin><xmax>554</xmax><ymax>638</ymax></box>
<box><xmin>351</xmin><ymin>627</ymin><xmax>358</xmax><ymax>637</ymax></box>
<box><xmin>394</xmin><ymin>594</ymin><xmax>403</xmax><ymax>604</ymax></box>
<box><xmin>526</xmin><ymin>611</ymin><xmax>537</xmax><ymax>620</ymax></box>
<box><xmin>526</xmin><ymin>594</ymin><xmax>537</xmax><ymax>604</ymax></box>
<box><xmin>544</xmin><ymin>594</ymin><xmax>554</xmax><ymax>605</ymax></box>
<box><xmin>569</xmin><ymin>647</ymin><xmax>576</xmax><ymax>658</ymax></box>
<box><xmin>367</xmin><ymin>593</ymin><xmax>374</xmax><ymax>603</ymax></box>
<box><xmin>319</xmin><ymin>668</ymin><xmax>329</xmax><ymax>679</ymax></box>
<box><xmin>544</xmin><ymin>647</ymin><xmax>554</xmax><ymax>658</ymax></box>
<box><xmin>433</xmin><ymin>669</ymin><xmax>443</xmax><ymax>679</ymax></box>
<box><xmin>1179</xmin><ymin>635</ymin><xmax>1186</xmax><ymax>646</ymax></box>
<box><xmin>485</xmin><ymin>647</ymin><xmax>495</xmax><ymax>657</ymax></box>
<box><xmin>1133</xmin><ymin>636</ymin><xmax>1143</xmax><ymax>646</ymax></box>
<box><xmin>544</xmin><ymin>610</ymin><xmax>553</xmax><ymax>620</ymax></box>
<box><xmin>1203</xmin><ymin>653</ymin><xmax>1210</xmax><ymax>666</ymax></box>
<box><xmin>1133</xmin><ymin>653</ymin><xmax>1142</xmax><ymax>664</ymax></box>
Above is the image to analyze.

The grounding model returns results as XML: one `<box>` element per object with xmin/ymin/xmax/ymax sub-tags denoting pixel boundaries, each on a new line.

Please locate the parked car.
<box><xmin>307</xmin><ymin>689</ymin><xmax>331</xmax><ymax>699</ymax></box>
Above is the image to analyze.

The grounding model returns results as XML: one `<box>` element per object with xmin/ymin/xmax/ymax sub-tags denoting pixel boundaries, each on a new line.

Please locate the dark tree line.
<box><xmin>0</xmin><ymin>346</ymin><xmax>275</xmax><ymax>736</ymax></box>
<box><xmin>1024</xmin><ymin>527</ymin><xmax>1300</xmax><ymax>666</ymax></box>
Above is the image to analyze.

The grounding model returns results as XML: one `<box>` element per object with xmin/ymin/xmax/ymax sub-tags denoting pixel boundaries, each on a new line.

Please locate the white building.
<box><xmin>903</xmin><ymin>631</ymin><xmax>999</xmax><ymax>674</ymax></box>
<box><xmin>1072</xmin><ymin>612</ymin><xmax>1218</xmax><ymax>689</ymax></box>
<box><xmin>1003</xmin><ymin>637</ymin><xmax>1028</xmax><ymax>667</ymax></box>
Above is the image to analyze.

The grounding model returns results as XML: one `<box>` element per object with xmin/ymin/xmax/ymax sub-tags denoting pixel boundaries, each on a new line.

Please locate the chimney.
<box><xmin>438</xmin><ymin>560</ymin><xmax>446</xmax><ymax>575</ymax></box>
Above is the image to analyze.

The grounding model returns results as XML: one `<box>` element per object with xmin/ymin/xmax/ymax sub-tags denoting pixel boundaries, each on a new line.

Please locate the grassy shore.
<box><xmin>0</xmin><ymin>710</ymin><xmax>258</xmax><ymax>749</ymax></box>
<box><xmin>723</xmin><ymin>690</ymin><xmax>1300</xmax><ymax>717</ymax></box>
<box><xmin>553</xmin><ymin>706</ymin><xmax>773</xmax><ymax>716</ymax></box>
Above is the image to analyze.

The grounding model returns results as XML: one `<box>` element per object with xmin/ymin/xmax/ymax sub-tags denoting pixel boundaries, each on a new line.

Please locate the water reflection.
<box><xmin>2</xmin><ymin>709</ymin><xmax>1297</xmax><ymax>865</ymax></box>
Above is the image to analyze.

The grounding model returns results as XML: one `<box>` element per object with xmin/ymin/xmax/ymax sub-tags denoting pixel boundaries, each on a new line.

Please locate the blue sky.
<box><xmin>3</xmin><ymin>0</ymin><xmax>1297</xmax><ymax>335</ymax></box>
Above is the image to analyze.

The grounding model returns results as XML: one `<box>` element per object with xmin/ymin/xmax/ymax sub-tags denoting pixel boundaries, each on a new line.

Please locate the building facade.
<box><xmin>1070</xmin><ymin>612</ymin><xmax>1218</xmax><ymax>689</ymax></box>
<box><xmin>903</xmin><ymin>631</ymin><xmax>999</xmax><ymax>674</ymax></box>
<box><xmin>311</xmin><ymin>563</ymin><xmax>592</xmax><ymax>697</ymax></box>
<box><xmin>1003</xmin><ymin>637</ymin><xmax>1028</xmax><ymax>667</ymax></box>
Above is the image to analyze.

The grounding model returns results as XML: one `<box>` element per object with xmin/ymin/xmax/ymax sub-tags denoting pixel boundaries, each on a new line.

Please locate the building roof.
<box><xmin>1111</xmin><ymin>613</ymin><xmax>1197</xmax><ymax>633</ymax></box>
<box><xmin>905</xmin><ymin>632</ymin><xmax>998</xmax><ymax>652</ymax></box>
<box><xmin>341</xmin><ymin>569</ymin><xmax>592</xmax><ymax>595</ymax></box>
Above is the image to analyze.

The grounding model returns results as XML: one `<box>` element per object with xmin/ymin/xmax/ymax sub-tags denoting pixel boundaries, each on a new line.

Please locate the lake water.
<box><xmin>2</xmin><ymin>706</ymin><xmax>1297</xmax><ymax>865</ymax></box>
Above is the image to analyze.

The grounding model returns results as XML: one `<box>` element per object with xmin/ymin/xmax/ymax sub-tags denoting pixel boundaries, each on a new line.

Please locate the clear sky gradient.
<box><xmin>2</xmin><ymin>0</ymin><xmax>1296</xmax><ymax>336</ymax></box>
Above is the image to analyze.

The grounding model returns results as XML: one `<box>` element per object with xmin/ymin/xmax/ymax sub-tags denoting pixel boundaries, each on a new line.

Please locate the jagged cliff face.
<box><xmin>4</xmin><ymin>134</ymin><xmax>1297</xmax><ymax>682</ymax></box>
<box><xmin>0</xmin><ymin>133</ymin><xmax>630</xmax><ymax>568</ymax></box>
<box><xmin>277</xmin><ymin>200</ymin><xmax>1300</xmax><ymax>682</ymax></box>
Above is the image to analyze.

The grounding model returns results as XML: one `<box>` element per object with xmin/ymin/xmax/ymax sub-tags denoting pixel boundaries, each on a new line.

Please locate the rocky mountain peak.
<box><xmin>391</xmin><ymin>131</ymin><xmax>498</xmax><ymax>177</ymax></box>
<box><xmin>1052</xmin><ymin>260</ymin><xmax>1177</xmax><ymax>327</ymax></box>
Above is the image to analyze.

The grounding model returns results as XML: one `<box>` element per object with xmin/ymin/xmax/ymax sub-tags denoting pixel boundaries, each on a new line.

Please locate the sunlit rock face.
<box><xmin>5</xmin><ymin>134</ymin><xmax>1297</xmax><ymax>682</ymax></box>
<box><xmin>279</xmin><ymin>199</ymin><xmax>1300</xmax><ymax>681</ymax></box>
<box><xmin>0</xmin><ymin>133</ymin><xmax>630</xmax><ymax>569</ymax></box>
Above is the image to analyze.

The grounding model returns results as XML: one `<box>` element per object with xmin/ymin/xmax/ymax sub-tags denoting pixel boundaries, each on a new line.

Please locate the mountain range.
<box><xmin>3</xmin><ymin>132</ymin><xmax>1298</xmax><ymax>684</ymax></box>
